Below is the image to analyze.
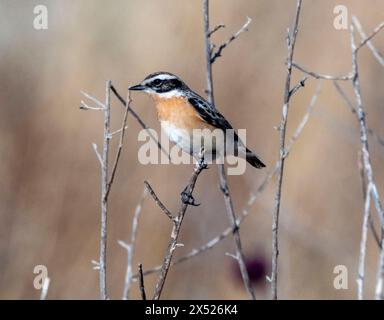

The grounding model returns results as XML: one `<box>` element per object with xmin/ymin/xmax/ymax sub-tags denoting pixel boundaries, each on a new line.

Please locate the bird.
<box><xmin>129</xmin><ymin>72</ymin><xmax>265</xmax><ymax>170</ymax></box>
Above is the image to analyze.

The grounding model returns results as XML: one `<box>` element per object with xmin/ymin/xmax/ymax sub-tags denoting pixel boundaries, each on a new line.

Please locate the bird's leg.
<box><xmin>180</xmin><ymin>149</ymin><xmax>207</xmax><ymax>206</ymax></box>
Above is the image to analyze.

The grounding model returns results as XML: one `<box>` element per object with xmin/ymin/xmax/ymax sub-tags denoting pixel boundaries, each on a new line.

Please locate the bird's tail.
<box><xmin>245</xmin><ymin>147</ymin><xmax>266</xmax><ymax>169</ymax></box>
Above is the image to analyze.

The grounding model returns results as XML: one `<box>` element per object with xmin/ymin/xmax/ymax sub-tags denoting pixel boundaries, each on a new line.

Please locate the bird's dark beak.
<box><xmin>129</xmin><ymin>84</ymin><xmax>146</xmax><ymax>91</ymax></box>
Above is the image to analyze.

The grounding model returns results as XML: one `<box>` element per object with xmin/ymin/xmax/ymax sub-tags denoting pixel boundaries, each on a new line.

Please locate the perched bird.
<box><xmin>129</xmin><ymin>72</ymin><xmax>265</xmax><ymax>169</ymax></box>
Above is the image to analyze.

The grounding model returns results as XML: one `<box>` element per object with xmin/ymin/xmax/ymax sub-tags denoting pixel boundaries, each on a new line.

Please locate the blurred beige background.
<box><xmin>0</xmin><ymin>0</ymin><xmax>384</xmax><ymax>299</ymax></box>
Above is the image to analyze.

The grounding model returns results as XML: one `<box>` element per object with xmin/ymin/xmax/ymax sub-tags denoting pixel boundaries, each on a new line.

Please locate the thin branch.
<box><xmin>370</xmin><ymin>213</ymin><xmax>383</xmax><ymax>250</ymax></box>
<box><xmin>292</xmin><ymin>62</ymin><xmax>353</xmax><ymax>81</ymax></box>
<box><xmin>92</xmin><ymin>143</ymin><xmax>103</xmax><ymax>166</ymax></box>
<box><xmin>357</xmin><ymin>183</ymin><xmax>372</xmax><ymax>300</ymax></box>
<box><xmin>333</xmin><ymin>81</ymin><xmax>355</xmax><ymax>113</ymax></box>
<box><xmin>203</xmin><ymin>0</ymin><xmax>215</xmax><ymax>105</ymax></box>
<box><xmin>80</xmin><ymin>100</ymin><xmax>104</xmax><ymax>111</ymax></box>
<box><xmin>333</xmin><ymin>81</ymin><xmax>384</xmax><ymax>148</ymax></box>
<box><xmin>289</xmin><ymin>76</ymin><xmax>308</xmax><ymax>98</ymax></box>
<box><xmin>210</xmin><ymin>17</ymin><xmax>252</xmax><ymax>64</ymax></box>
<box><xmin>377</xmin><ymin>246</ymin><xmax>384</xmax><ymax>300</ymax></box>
<box><xmin>120</xmin><ymin>189</ymin><xmax>146</xmax><ymax>300</ymax></box>
<box><xmin>99</xmin><ymin>80</ymin><xmax>111</xmax><ymax>300</ymax></box>
<box><xmin>144</xmin><ymin>181</ymin><xmax>174</xmax><ymax>221</ymax></box>
<box><xmin>135</xmin><ymin>224</ymin><xmax>233</xmax><ymax>278</ymax></box>
<box><xmin>203</xmin><ymin>0</ymin><xmax>255</xmax><ymax>300</ymax></box>
<box><xmin>208</xmin><ymin>24</ymin><xmax>225</xmax><ymax>37</ymax></box>
<box><xmin>350</xmin><ymin>26</ymin><xmax>384</xmax><ymax>226</ymax></box>
<box><xmin>104</xmin><ymin>92</ymin><xmax>131</xmax><ymax>202</ymax></box>
<box><xmin>110</xmin><ymin>85</ymin><xmax>171</xmax><ymax>160</ymax></box>
<box><xmin>152</xmin><ymin>156</ymin><xmax>207</xmax><ymax>300</ymax></box>
<box><xmin>358</xmin><ymin>151</ymin><xmax>382</xmax><ymax>248</ymax></box>
<box><xmin>271</xmin><ymin>0</ymin><xmax>303</xmax><ymax>300</ymax></box>
<box><xmin>218</xmin><ymin>164</ymin><xmax>256</xmax><ymax>299</ymax></box>
<box><xmin>80</xmin><ymin>90</ymin><xmax>105</xmax><ymax>109</ymax></box>
<box><xmin>110</xmin><ymin>126</ymin><xmax>128</xmax><ymax>137</ymax></box>
<box><xmin>225</xmin><ymin>252</ymin><xmax>239</xmax><ymax>261</ymax></box>
<box><xmin>132</xmin><ymin>83</ymin><xmax>320</xmax><ymax>280</ymax></box>
<box><xmin>354</xmin><ymin>19</ymin><xmax>384</xmax><ymax>53</ymax></box>
<box><xmin>350</xmin><ymin>24</ymin><xmax>384</xmax><ymax>300</ymax></box>
<box><xmin>130</xmin><ymin>192</ymin><xmax>145</xmax><ymax>254</ymax></box>
<box><xmin>83</xmin><ymin>84</ymin><xmax>133</xmax><ymax>300</ymax></box>
<box><xmin>352</xmin><ymin>17</ymin><xmax>384</xmax><ymax>66</ymax></box>
<box><xmin>138</xmin><ymin>263</ymin><xmax>146</xmax><ymax>300</ymax></box>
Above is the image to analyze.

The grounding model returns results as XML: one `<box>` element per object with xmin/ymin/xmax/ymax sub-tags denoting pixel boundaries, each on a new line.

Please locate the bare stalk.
<box><xmin>105</xmin><ymin>92</ymin><xmax>131</xmax><ymax>201</ymax></box>
<box><xmin>218</xmin><ymin>165</ymin><xmax>255</xmax><ymax>299</ymax></box>
<box><xmin>333</xmin><ymin>81</ymin><xmax>384</xmax><ymax>149</ymax></box>
<box><xmin>81</xmin><ymin>82</ymin><xmax>131</xmax><ymax>300</ymax></box>
<box><xmin>144</xmin><ymin>181</ymin><xmax>174</xmax><ymax>221</ymax></box>
<box><xmin>210</xmin><ymin>17</ymin><xmax>252</xmax><ymax>64</ymax></box>
<box><xmin>292</xmin><ymin>62</ymin><xmax>353</xmax><ymax>81</ymax></box>
<box><xmin>152</xmin><ymin>156</ymin><xmax>207</xmax><ymax>300</ymax></box>
<box><xmin>357</xmin><ymin>151</ymin><xmax>382</xmax><ymax>248</ymax></box>
<box><xmin>352</xmin><ymin>16</ymin><xmax>384</xmax><ymax>66</ymax></box>
<box><xmin>98</xmin><ymin>80</ymin><xmax>111</xmax><ymax>300</ymax></box>
<box><xmin>208</xmin><ymin>24</ymin><xmax>225</xmax><ymax>37</ymax></box>
<box><xmin>203</xmin><ymin>0</ymin><xmax>214</xmax><ymax>105</ymax></box>
<box><xmin>138</xmin><ymin>263</ymin><xmax>146</xmax><ymax>300</ymax></box>
<box><xmin>271</xmin><ymin>0</ymin><xmax>303</xmax><ymax>300</ymax></box>
<box><xmin>357</xmin><ymin>182</ymin><xmax>372</xmax><ymax>300</ymax></box>
<box><xmin>289</xmin><ymin>17</ymin><xmax>384</xmax><ymax>300</ymax></box>
<box><xmin>119</xmin><ymin>188</ymin><xmax>146</xmax><ymax>300</ymax></box>
<box><xmin>350</xmin><ymin>24</ymin><xmax>384</xmax><ymax>300</ymax></box>
<box><xmin>202</xmin><ymin>0</ymin><xmax>256</xmax><ymax>299</ymax></box>
<box><xmin>355</xmin><ymin>19</ymin><xmax>384</xmax><ymax>52</ymax></box>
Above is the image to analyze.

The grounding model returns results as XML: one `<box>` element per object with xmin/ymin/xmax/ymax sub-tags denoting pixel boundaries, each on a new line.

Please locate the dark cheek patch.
<box><xmin>170</xmin><ymin>79</ymin><xmax>182</xmax><ymax>88</ymax></box>
<box><xmin>154</xmin><ymin>79</ymin><xmax>182</xmax><ymax>93</ymax></box>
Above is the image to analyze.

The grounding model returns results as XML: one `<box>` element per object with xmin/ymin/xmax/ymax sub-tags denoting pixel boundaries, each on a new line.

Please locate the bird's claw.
<box><xmin>181</xmin><ymin>190</ymin><xmax>200</xmax><ymax>206</ymax></box>
<box><xmin>200</xmin><ymin>163</ymin><xmax>209</xmax><ymax>170</ymax></box>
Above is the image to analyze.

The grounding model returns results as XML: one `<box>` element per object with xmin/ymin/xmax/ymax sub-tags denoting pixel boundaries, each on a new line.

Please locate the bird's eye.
<box><xmin>152</xmin><ymin>79</ymin><xmax>161</xmax><ymax>87</ymax></box>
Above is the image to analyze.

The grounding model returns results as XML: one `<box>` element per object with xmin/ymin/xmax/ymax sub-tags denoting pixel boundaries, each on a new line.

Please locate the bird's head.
<box><xmin>129</xmin><ymin>72</ymin><xmax>187</xmax><ymax>99</ymax></box>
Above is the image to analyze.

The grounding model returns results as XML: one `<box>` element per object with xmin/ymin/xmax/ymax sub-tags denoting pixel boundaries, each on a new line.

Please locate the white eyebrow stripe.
<box><xmin>153</xmin><ymin>74</ymin><xmax>176</xmax><ymax>80</ymax></box>
<box><xmin>143</xmin><ymin>74</ymin><xmax>177</xmax><ymax>85</ymax></box>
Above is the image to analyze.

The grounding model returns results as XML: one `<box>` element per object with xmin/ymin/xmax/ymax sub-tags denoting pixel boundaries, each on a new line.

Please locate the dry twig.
<box><xmin>81</xmin><ymin>81</ymin><xmax>131</xmax><ymax>300</ymax></box>
<box><xmin>208</xmin><ymin>24</ymin><xmax>225</xmax><ymax>37</ymax></box>
<box><xmin>218</xmin><ymin>164</ymin><xmax>255</xmax><ymax>299</ymax></box>
<box><xmin>292</xmin><ymin>62</ymin><xmax>353</xmax><ymax>81</ymax></box>
<box><xmin>287</xmin><ymin>15</ymin><xmax>384</xmax><ymax>299</ymax></box>
<box><xmin>210</xmin><ymin>17</ymin><xmax>252</xmax><ymax>64</ymax></box>
<box><xmin>333</xmin><ymin>81</ymin><xmax>384</xmax><ymax>148</ymax></box>
<box><xmin>357</xmin><ymin>151</ymin><xmax>382</xmax><ymax>249</ymax></box>
<box><xmin>352</xmin><ymin>16</ymin><xmax>384</xmax><ymax>66</ymax></box>
<box><xmin>271</xmin><ymin>0</ymin><xmax>303</xmax><ymax>300</ymax></box>
<box><xmin>151</xmin><ymin>155</ymin><xmax>207</xmax><ymax>300</ymax></box>
<box><xmin>354</xmin><ymin>19</ymin><xmax>384</xmax><ymax>53</ymax></box>
<box><xmin>144</xmin><ymin>181</ymin><xmax>174</xmax><ymax>221</ymax></box>
<box><xmin>203</xmin><ymin>0</ymin><xmax>256</xmax><ymax>299</ymax></box>
<box><xmin>99</xmin><ymin>80</ymin><xmax>111</xmax><ymax>300</ymax></box>
<box><xmin>119</xmin><ymin>189</ymin><xmax>146</xmax><ymax>300</ymax></box>
<box><xmin>350</xmin><ymin>23</ymin><xmax>384</xmax><ymax>300</ymax></box>
<box><xmin>138</xmin><ymin>263</ymin><xmax>146</xmax><ymax>300</ymax></box>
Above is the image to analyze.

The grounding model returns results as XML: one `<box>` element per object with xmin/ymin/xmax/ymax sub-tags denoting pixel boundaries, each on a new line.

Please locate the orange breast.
<box><xmin>152</xmin><ymin>96</ymin><xmax>214</xmax><ymax>132</ymax></box>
